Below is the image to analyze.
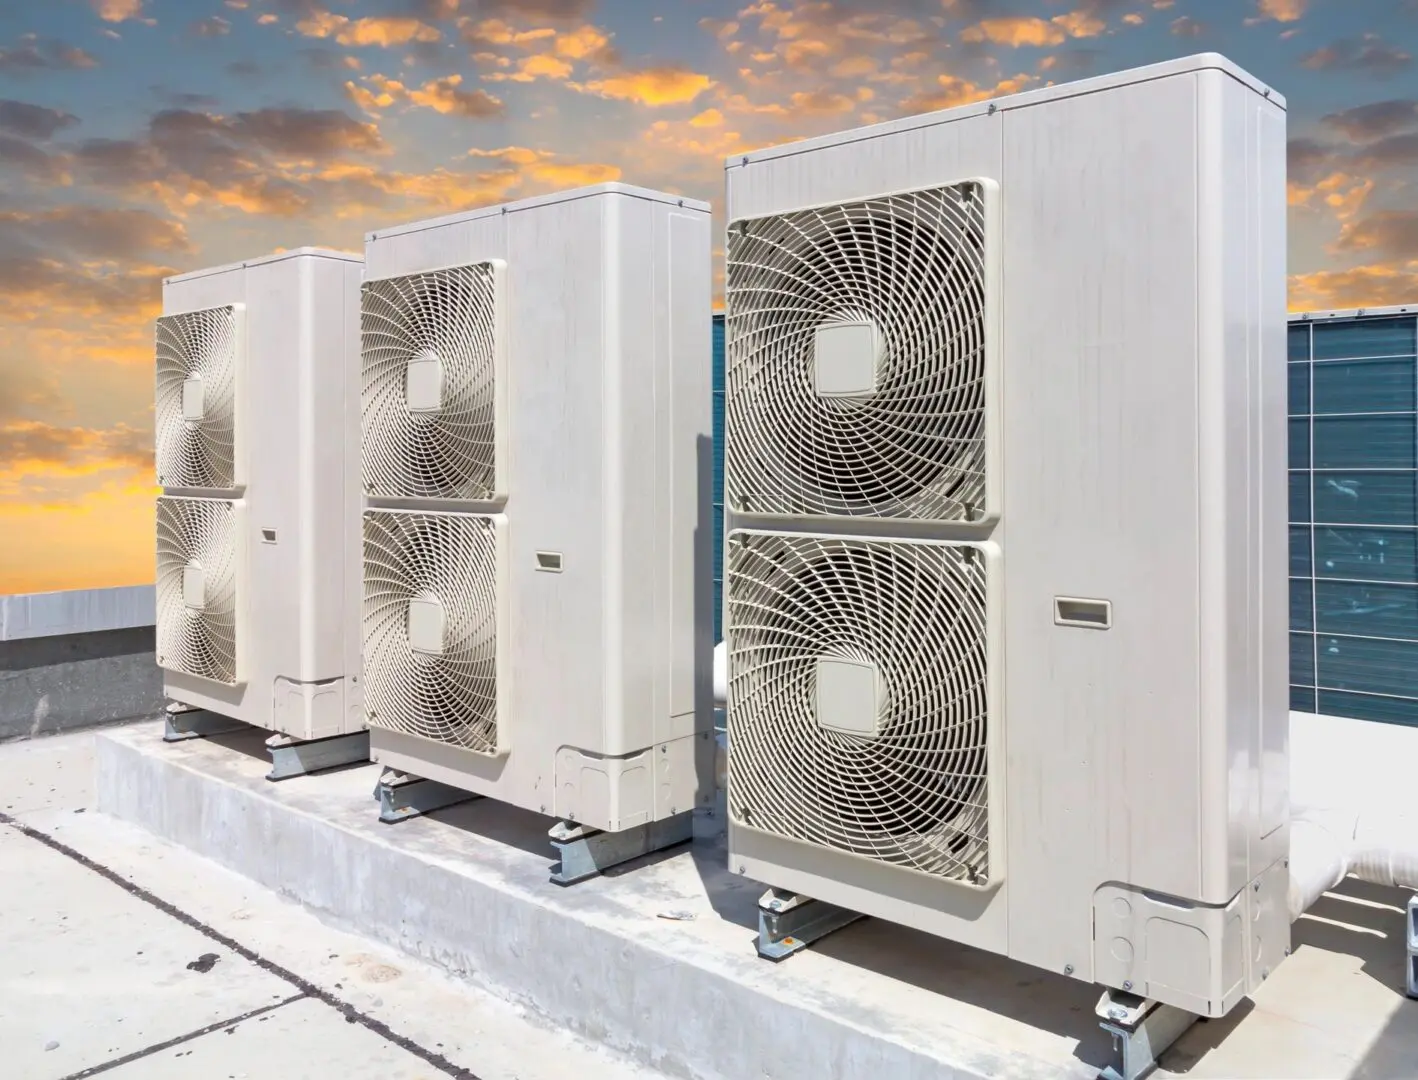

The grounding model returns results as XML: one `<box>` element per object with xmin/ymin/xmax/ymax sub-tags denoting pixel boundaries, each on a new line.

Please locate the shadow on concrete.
<box><xmin>427</xmin><ymin>796</ymin><xmax>557</xmax><ymax>861</ymax></box>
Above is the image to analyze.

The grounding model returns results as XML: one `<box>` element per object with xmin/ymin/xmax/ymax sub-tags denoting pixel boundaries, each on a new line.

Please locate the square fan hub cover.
<box><xmin>813</xmin><ymin>320</ymin><xmax>881</xmax><ymax>399</ymax></box>
<box><xmin>182</xmin><ymin>564</ymin><xmax>206</xmax><ymax>611</ymax></box>
<box><xmin>407</xmin><ymin>596</ymin><xmax>446</xmax><ymax>656</ymax></box>
<box><xmin>815</xmin><ymin>656</ymin><xmax>883</xmax><ymax>736</ymax></box>
<box><xmin>182</xmin><ymin>376</ymin><xmax>205</xmax><ymax>422</ymax></box>
<box><xmin>405</xmin><ymin>351</ymin><xmax>444</xmax><ymax>413</ymax></box>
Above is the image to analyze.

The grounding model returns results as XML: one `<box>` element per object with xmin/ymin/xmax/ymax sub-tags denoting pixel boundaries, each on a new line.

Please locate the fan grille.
<box><xmin>362</xmin><ymin>509</ymin><xmax>502</xmax><ymax>754</ymax></box>
<box><xmin>725</xmin><ymin>183</ymin><xmax>989</xmax><ymax>521</ymax></box>
<box><xmin>361</xmin><ymin>263</ymin><xmax>502</xmax><ymax>502</ymax></box>
<box><xmin>155</xmin><ymin>306</ymin><xmax>241</xmax><ymax>490</ymax></box>
<box><xmin>156</xmin><ymin>496</ymin><xmax>241</xmax><ymax>685</ymax></box>
<box><xmin>727</xmin><ymin>532</ymin><xmax>991</xmax><ymax>884</ymax></box>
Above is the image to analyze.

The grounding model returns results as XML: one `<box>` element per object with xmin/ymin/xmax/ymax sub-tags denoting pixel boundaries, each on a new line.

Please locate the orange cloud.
<box><xmin>576</xmin><ymin>66</ymin><xmax>715</xmax><ymax>106</ymax></box>
<box><xmin>0</xmin><ymin>480</ymin><xmax>157</xmax><ymax>593</ymax></box>
<box><xmin>347</xmin><ymin>73</ymin><xmax>503</xmax><ymax>118</ymax></box>
<box><xmin>297</xmin><ymin>12</ymin><xmax>441</xmax><ymax>47</ymax></box>
<box><xmin>689</xmin><ymin>108</ymin><xmax>725</xmax><ymax>128</ymax></box>
<box><xmin>961</xmin><ymin>12</ymin><xmax>1105</xmax><ymax>48</ymax></box>
<box><xmin>1289</xmin><ymin>172</ymin><xmax>1373</xmax><ymax>224</ymax></box>
<box><xmin>464</xmin><ymin>146</ymin><xmax>621</xmax><ymax>187</ymax></box>
<box><xmin>485</xmin><ymin>53</ymin><xmax>575</xmax><ymax>82</ymax></box>
<box><xmin>91</xmin><ymin>0</ymin><xmax>144</xmax><ymax>22</ymax></box>
<box><xmin>1289</xmin><ymin>262</ymin><xmax>1418</xmax><ymax>312</ymax></box>
<box><xmin>1256</xmin><ymin>0</ymin><xmax>1306</xmax><ymax>22</ymax></box>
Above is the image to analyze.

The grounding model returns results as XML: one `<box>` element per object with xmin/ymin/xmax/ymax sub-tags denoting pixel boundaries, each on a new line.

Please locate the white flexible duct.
<box><xmin>1284</xmin><ymin>711</ymin><xmax>1418</xmax><ymax>920</ymax></box>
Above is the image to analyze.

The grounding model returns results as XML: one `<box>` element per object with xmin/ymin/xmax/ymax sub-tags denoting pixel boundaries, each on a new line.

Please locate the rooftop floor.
<box><xmin>0</xmin><ymin>728</ymin><xmax>666</xmax><ymax>1080</ymax></box>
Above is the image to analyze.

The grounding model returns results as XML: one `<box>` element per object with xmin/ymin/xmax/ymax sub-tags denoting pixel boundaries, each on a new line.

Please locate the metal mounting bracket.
<box><xmin>373</xmin><ymin>768</ymin><xmax>477</xmax><ymax>823</ymax></box>
<box><xmin>756</xmin><ymin>888</ymin><xmax>863</xmax><ymax>961</ymax></box>
<box><xmin>1096</xmin><ymin>989</ymin><xmax>1198</xmax><ymax>1080</ymax></box>
<box><xmin>1406</xmin><ymin>894</ymin><xmax>1417</xmax><ymax>999</ymax></box>
<box><xmin>264</xmin><ymin>730</ymin><xmax>370</xmax><ymax>782</ymax></box>
<box><xmin>162</xmin><ymin>702</ymin><xmax>245</xmax><ymax>743</ymax></box>
<box><xmin>548</xmin><ymin>811</ymin><xmax>693</xmax><ymax>886</ymax></box>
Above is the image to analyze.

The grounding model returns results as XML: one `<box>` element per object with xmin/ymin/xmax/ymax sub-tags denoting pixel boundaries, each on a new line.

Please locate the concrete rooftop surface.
<box><xmin>0</xmin><ymin>728</ymin><xmax>668</xmax><ymax>1080</ymax></box>
<box><xmin>3</xmin><ymin>721</ymin><xmax>1416</xmax><ymax>1080</ymax></box>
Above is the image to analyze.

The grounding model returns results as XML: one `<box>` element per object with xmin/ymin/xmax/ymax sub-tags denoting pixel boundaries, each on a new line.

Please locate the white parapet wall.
<box><xmin>0</xmin><ymin>585</ymin><xmax>161</xmax><ymax>740</ymax></box>
<box><xmin>0</xmin><ymin>585</ymin><xmax>155</xmax><ymax>641</ymax></box>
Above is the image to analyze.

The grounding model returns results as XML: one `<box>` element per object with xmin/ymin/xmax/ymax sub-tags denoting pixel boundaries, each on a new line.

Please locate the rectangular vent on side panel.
<box><xmin>724</xmin><ymin>182</ymin><xmax>998</xmax><ymax>524</ymax></box>
<box><xmin>362</xmin><ymin>509</ymin><xmax>508</xmax><ymax>756</ymax></box>
<box><xmin>725</xmin><ymin>530</ymin><xmax>998</xmax><ymax>886</ymax></box>
<box><xmin>360</xmin><ymin>262</ymin><xmax>507</xmax><ymax>503</ymax></box>
<box><xmin>155</xmin><ymin>305</ymin><xmax>245</xmax><ymax>490</ymax></box>
<box><xmin>156</xmin><ymin>495</ymin><xmax>244</xmax><ymax>686</ymax></box>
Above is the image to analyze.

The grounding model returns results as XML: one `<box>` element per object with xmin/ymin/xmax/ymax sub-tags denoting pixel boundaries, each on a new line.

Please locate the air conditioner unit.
<box><xmin>360</xmin><ymin>184</ymin><xmax>713</xmax><ymax>877</ymax></box>
<box><xmin>155</xmin><ymin>249</ymin><xmax>365</xmax><ymax>759</ymax></box>
<box><xmin>722</xmin><ymin>53</ymin><xmax>1290</xmax><ymax>1026</ymax></box>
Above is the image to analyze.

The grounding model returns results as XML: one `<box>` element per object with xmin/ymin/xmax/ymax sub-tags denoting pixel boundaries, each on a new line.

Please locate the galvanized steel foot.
<box><xmin>265</xmin><ymin>730</ymin><xmax>370</xmax><ymax>782</ymax></box>
<box><xmin>162</xmin><ymin>703</ymin><xmax>245</xmax><ymax>743</ymax></box>
<box><xmin>374</xmin><ymin>769</ymin><xmax>477</xmax><ymax>823</ymax></box>
<box><xmin>1406</xmin><ymin>894</ymin><xmax>1417</xmax><ymax>999</ymax></box>
<box><xmin>1096</xmin><ymin>990</ymin><xmax>1198</xmax><ymax>1080</ymax></box>
<box><xmin>548</xmin><ymin>812</ymin><xmax>694</xmax><ymax>886</ymax></box>
<box><xmin>756</xmin><ymin>888</ymin><xmax>863</xmax><ymax>961</ymax></box>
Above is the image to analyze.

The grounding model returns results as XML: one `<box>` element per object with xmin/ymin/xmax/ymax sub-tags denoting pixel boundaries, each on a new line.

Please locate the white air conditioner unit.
<box><xmin>155</xmin><ymin>249</ymin><xmax>365</xmax><ymax>747</ymax></box>
<box><xmin>722</xmin><ymin>54</ymin><xmax>1290</xmax><ymax>1024</ymax></box>
<box><xmin>360</xmin><ymin>184</ymin><xmax>713</xmax><ymax>871</ymax></box>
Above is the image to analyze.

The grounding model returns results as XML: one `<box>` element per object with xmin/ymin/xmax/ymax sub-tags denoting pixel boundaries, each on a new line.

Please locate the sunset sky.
<box><xmin>0</xmin><ymin>0</ymin><xmax>1415</xmax><ymax>593</ymax></box>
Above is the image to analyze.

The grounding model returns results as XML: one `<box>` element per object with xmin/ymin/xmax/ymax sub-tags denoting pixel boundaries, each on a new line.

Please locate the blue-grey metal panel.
<box><xmin>1313</xmin><ymin>526</ymin><xmax>1418</xmax><ymax>583</ymax></box>
<box><xmin>1315</xmin><ymin>580</ymin><xmax>1418</xmax><ymax>641</ymax></box>
<box><xmin>1312</xmin><ymin>316</ymin><xmax>1417</xmax><ymax>361</ymax></box>
<box><xmin>1316</xmin><ymin>634</ymin><xmax>1418</xmax><ymax>699</ymax></box>
<box><xmin>1311</xmin><ymin>358</ymin><xmax>1416</xmax><ymax>414</ymax></box>
<box><xmin>1312</xmin><ymin>416</ymin><xmax>1416</xmax><ymax>470</ymax></box>
<box><xmin>1312</xmin><ymin>471</ymin><xmax>1418</xmax><ymax>526</ymax></box>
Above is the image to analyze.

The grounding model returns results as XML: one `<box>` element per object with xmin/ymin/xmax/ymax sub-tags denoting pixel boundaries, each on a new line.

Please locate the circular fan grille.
<box><xmin>361</xmin><ymin>264</ymin><xmax>501</xmax><ymax>501</ymax></box>
<box><xmin>725</xmin><ymin>183</ymin><xmax>988</xmax><ymax>521</ymax></box>
<box><xmin>156</xmin><ymin>497</ymin><xmax>240</xmax><ymax>685</ymax></box>
<box><xmin>726</xmin><ymin>533</ymin><xmax>991</xmax><ymax>884</ymax></box>
<box><xmin>155</xmin><ymin>306</ymin><xmax>240</xmax><ymax>490</ymax></box>
<box><xmin>362</xmin><ymin>510</ymin><xmax>501</xmax><ymax>753</ymax></box>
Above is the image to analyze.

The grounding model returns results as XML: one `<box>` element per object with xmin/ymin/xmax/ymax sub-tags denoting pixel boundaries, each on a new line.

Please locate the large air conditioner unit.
<box><xmin>722</xmin><ymin>53</ymin><xmax>1290</xmax><ymax>1030</ymax></box>
<box><xmin>155</xmin><ymin>249</ymin><xmax>366</xmax><ymax>771</ymax></box>
<box><xmin>360</xmin><ymin>184</ymin><xmax>713</xmax><ymax>880</ymax></box>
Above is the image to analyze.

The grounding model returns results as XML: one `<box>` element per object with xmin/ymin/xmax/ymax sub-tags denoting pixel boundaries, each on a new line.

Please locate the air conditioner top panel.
<box><xmin>163</xmin><ymin>247</ymin><xmax>362</xmax><ymax>286</ymax></box>
<box><xmin>1290</xmin><ymin>306</ymin><xmax>1418</xmax><ymax>323</ymax></box>
<box><xmin>726</xmin><ymin>53</ymin><xmax>1282</xmax><ymax>171</ymax></box>
<box><xmin>364</xmin><ymin>182</ymin><xmax>711</xmax><ymax>243</ymax></box>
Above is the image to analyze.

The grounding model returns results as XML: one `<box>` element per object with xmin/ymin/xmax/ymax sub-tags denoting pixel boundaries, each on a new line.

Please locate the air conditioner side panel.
<box><xmin>999</xmin><ymin>72</ymin><xmax>1206</xmax><ymax>978</ymax></box>
<box><xmin>1195</xmin><ymin>71</ymin><xmax>1290</xmax><ymax>904</ymax></box>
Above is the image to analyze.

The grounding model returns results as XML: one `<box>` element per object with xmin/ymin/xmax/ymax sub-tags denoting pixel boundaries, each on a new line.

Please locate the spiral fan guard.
<box><xmin>361</xmin><ymin>263</ymin><xmax>503</xmax><ymax>502</ymax></box>
<box><xmin>155</xmin><ymin>306</ymin><xmax>241</xmax><ymax>490</ymax></box>
<box><xmin>725</xmin><ymin>183</ymin><xmax>991</xmax><ymax>521</ymax></box>
<box><xmin>362</xmin><ymin>509</ymin><xmax>503</xmax><ymax>754</ymax></box>
<box><xmin>156</xmin><ymin>496</ymin><xmax>241</xmax><ymax>685</ymax></box>
<box><xmin>727</xmin><ymin>532</ymin><xmax>992</xmax><ymax>884</ymax></box>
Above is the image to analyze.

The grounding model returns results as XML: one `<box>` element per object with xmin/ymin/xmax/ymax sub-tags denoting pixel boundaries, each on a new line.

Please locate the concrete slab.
<box><xmin>1</xmin><ymin>728</ymin><xmax>672</xmax><ymax>1080</ymax></box>
<box><xmin>97</xmin><ymin>996</ymin><xmax>469</xmax><ymax>1079</ymax></box>
<box><xmin>0</xmin><ymin>825</ymin><xmax>295</xmax><ymax>1080</ymax></box>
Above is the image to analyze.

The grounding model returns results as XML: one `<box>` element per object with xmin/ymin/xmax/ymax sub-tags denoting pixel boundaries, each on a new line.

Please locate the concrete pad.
<box><xmin>98</xmin><ymin>996</ymin><xmax>465</xmax><ymax>1079</ymax></box>
<box><xmin>94</xmin><ymin>721</ymin><xmax>1418</xmax><ymax>1080</ymax></box>
<box><xmin>0</xmin><ymin>825</ymin><xmax>295</xmax><ymax>1080</ymax></box>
